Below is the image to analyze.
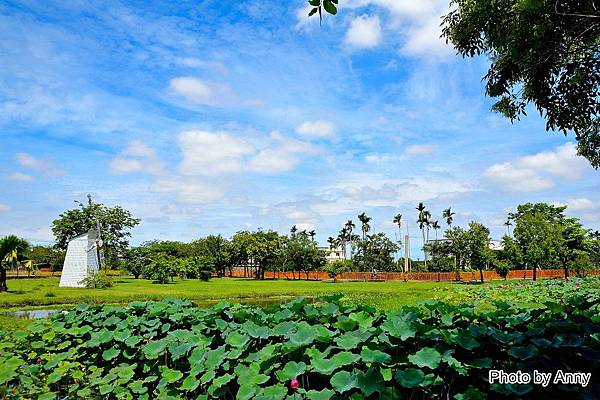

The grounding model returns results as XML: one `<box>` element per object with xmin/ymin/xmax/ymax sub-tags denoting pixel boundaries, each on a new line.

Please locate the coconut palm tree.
<box><xmin>0</xmin><ymin>235</ymin><xmax>30</xmax><ymax>292</ymax></box>
<box><xmin>443</xmin><ymin>207</ymin><xmax>455</xmax><ymax>227</ymax></box>
<box><xmin>358</xmin><ymin>213</ymin><xmax>371</xmax><ymax>240</ymax></box>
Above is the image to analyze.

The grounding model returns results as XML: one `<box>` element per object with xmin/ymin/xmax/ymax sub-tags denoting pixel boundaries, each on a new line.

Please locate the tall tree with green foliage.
<box><xmin>51</xmin><ymin>197</ymin><xmax>140</xmax><ymax>268</ymax></box>
<box><xmin>0</xmin><ymin>235</ymin><xmax>30</xmax><ymax>292</ymax></box>
<box><xmin>465</xmin><ymin>222</ymin><xmax>495</xmax><ymax>283</ymax></box>
<box><xmin>509</xmin><ymin>203</ymin><xmax>566</xmax><ymax>280</ymax></box>
<box><xmin>354</xmin><ymin>232</ymin><xmax>399</xmax><ymax>272</ymax></box>
<box><xmin>441</xmin><ymin>0</ymin><xmax>600</xmax><ymax>167</ymax></box>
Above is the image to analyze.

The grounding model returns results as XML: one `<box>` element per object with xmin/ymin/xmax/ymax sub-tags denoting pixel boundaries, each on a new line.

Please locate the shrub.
<box><xmin>323</xmin><ymin>260</ymin><xmax>353</xmax><ymax>281</ymax></box>
<box><xmin>198</xmin><ymin>270</ymin><xmax>212</xmax><ymax>281</ymax></box>
<box><xmin>493</xmin><ymin>259</ymin><xmax>510</xmax><ymax>280</ymax></box>
<box><xmin>81</xmin><ymin>270</ymin><xmax>114</xmax><ymax>289</ymax></box>
<box><xmin>143</xmin><ymin>254</ymin><xmax>177</xmax><ymax>284</ymax></box>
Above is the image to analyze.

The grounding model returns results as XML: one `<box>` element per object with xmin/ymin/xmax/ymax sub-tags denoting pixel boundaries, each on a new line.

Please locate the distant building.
<box><xmin>319</xmin><ymin>245</ymin><xmax>345</xmax><ymax>263</ymax></box>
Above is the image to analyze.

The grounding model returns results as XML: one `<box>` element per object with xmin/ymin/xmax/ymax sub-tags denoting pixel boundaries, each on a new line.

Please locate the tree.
<box><xmin>354</xmin><ymin>233</ymin><xmax>399</xmax><ymax>272</ymax></box>
<box><xmin>499</xmin><ymin>235</ymin><xmax>524</xmax><ymax>269</ymax></box>
<box><xmin>589</xmin><ymin>230</ymin><xmax>600</xmax><ymax>267</ymax></box>
<box><xmin>323</xmin><ymin>260</ymin><xmax>352</xmax><ymax>282</ymax></box>
<box><xmin>357</xmin><ymin>212</ymin><xmax>371</xmax><ymax>239</ymax></box>
<box><xmin>344</xmin><ymin>220</ymin><xmax>355</xmax><ymax>259</ymax></box>
<box><xmin>443</xmin><ymin>207</ymin><xmax>455</xmax><ymax>227</ymax></box>
<box><xmin>416</xmin><ymin>203</ymin><xmax>429</xmax><ymax>267</ymax></box>
<box><xmin>504</xmin><ymin>219</ymin><xmax>513</xmax><ymax>236</ymax></box>
<box><xmin>143</xmin><ymin>253</ymin><xmax>177</xmax><ymax>284</ymax></box>
<box><xmin>120</xmin><ymin>246</ymin><xmax>150</xmax><ymax>279</ymax></box>
<box><xmin>26</xmin><ymin>245</ymin><xmax>65</xmax><ymax>272</ymax></box>
<box><xmin>557</xmin><ymin>217</ymin><xmax>590</xmax><ymax>278</ymax></box>
<box><xmin>465</xmin><ymin>222</ymin><xmax>495</xmax><ymax>283</ymax></box>
<box><xmin>0</xmin><ymin>235</ymin><xmax>30</xmax><ymax>291</ymax></box>
<box><xmin>283</xmin><ymin>232</ymin><xmax>326</xmax><ymax>279</ymax></box>
<box><xmin>509</xmin><ymin>203</ymin><xmax>566</xmax><ymax>280</ymax></box>
<box><xmin>431</xmin><ymin>220</ymin><xmax>441</xmax><ymax>241</ymax></box>
<box><xmin>51</xmin><ymin>197</ymin><xmax>140</xmax><ymax>268</ymax></box>
<box><xmin>441</xmin><ymin>0</ymin><xmax>600</xmax><ymax>167</ymax></box>
<box><xmin>445</xmin><ymin>226</ymin><xmax>470</xmax><ymax>278</ymax></box>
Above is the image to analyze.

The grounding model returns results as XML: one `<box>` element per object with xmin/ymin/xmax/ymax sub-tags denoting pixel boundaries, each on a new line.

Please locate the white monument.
<box><xmin>59</xmin><ymin>230</ymin><xmax>101</xmax><ymax>287</ymax></box>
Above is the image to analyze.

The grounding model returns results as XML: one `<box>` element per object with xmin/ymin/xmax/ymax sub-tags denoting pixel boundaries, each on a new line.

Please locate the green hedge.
<box><xmin>1</xmin><ymin>291</ymin><xmax>599</xmax><ymax>399</ymax></box>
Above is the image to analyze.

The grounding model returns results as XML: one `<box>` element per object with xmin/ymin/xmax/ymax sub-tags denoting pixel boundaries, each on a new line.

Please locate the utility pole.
<box><xmin>87</xmin><ymin>194</ymin><xmax>105</xmax><ymax>272</ymax></box>
<box><xmin>404</xmin><ymin>234</ymin><xmax>410</xmax><ymax>273</ymax></box>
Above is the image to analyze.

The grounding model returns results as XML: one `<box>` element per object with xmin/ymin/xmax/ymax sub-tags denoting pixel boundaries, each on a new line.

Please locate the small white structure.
<box><xmin>59</xmin><ymin>231</ymin><xmax>101</xmax><ymax>287</ymax></box>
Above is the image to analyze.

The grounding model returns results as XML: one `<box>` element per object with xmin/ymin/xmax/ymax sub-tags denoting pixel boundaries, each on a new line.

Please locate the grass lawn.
<box><xmin>0</xmin><ymin>277</ymin><xmax>456</xmax><ymax>310</ymax></box>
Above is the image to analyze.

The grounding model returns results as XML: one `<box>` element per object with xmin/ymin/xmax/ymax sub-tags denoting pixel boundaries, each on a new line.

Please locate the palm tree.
<box><xmin>337</xmin><ymin>227</ymin><xmax>348</xmax><ymax>260</ymax></box>
<box><xmin>443</xmin><ymin>207</ymin><xmax>455</xmax><ymax>227</ymax></box>
<box><xmin>393</xmin><ymin>214</ymin><xmax>402</xmax><ymax>234</ymax></box>
<box><xmin>358</xmin><ymin>212</ymin><xmax>371</xmax><ymax>239</ymax></box>
<box><xmin>432</xmin><ymin>220</ymin><xmax>441</xmax><ymax>241</ymax></box>
<box><xmin>0</xmin><ymin>235</ymin><xmax>30</xmax><ymax>292</ymax></box>
<box><xmin>416</xmin><ymin>203</ymin><xmax>428</xmax><ymax>267</ymax></box>
<box><xmin>308</xmin><ymin>230</ymin><xmax>316</xmax><ymax>242</ymax></box>
<box><xmin>344</xmin><ymin>220</ymin><xmax>355</xmax><ymax>259</ymax></box>
<box><xmin>290</xmin><ymin>225</ymin><xmax>297</xmax><ymax>236</ymax></box>
<box><xmin>504</xmin><ymin>219</ymin><xmax>513</xmax><ymax>236</ymax></box>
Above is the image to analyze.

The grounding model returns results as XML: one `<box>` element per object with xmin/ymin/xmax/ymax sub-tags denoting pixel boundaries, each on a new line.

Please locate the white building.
<box><xmin>59</xmin><ymin>231</ymin><xmax>101</xmax><ymax>287</ymax></box>
<box><xmin>319</xmin><ymin>245</ymin><xmax>345</xmax><ymax>263</ymax></box>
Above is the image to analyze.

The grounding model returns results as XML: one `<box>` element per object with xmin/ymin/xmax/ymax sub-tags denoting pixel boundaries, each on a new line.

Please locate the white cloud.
<box><xmin>343</xmin><ymin>0</ymin><xmax>452</xmax><ymax>59</ymax></box>
<box><xmin>15</xmin><ymin>152</ymin><xmax>65</xmax><ymax>177</ymax></box>
<box><xmin>124</xmin><ymin>140</ymin><xmax>155</xmax><ymax>158</ymax></box>
<box><xmin>178</xmin><ymin>130</ymin><xmax>254</xmax><ymax>176</ymax></box>
<box><xmin>563</xmin><ymin>198</ymin><xmax>596</xmax><ymax>211</ymax></box>
<box><xmin>344</xmin><ymin>15</ymin><xmax>382</xmax><ymax>49</ymax></box>
<box><xmin>151</xmin><ymin>179</ymin><xmax>224</xmax><ymax>204</ymax></box>
<box><xmin>405</xmin><ymin>144</ymin><xmax>438</xmax><ymax>155</ymax></box>
<box><xmin>9</xmin><ymin>172</ymin><xmax>34</xmax><ymax>182</ymax></box>
<box><xmin>110</xmin><ymin>140</ymin><xmax>161</xmax><ymax>175</ymax></box>
<box><xmin>0</xmin><ymin>203</ymin><xmax>10</xmax><ymax>212</ymax></box>
<box><xmin>177</xmin><ymin>130</ymin><xmax>318</xmax><ymax>176</ymax></box>
<box><xmin>295</xmin><ymin>119</ymin><xmax>336</xmax><ymax>138</ymax></box>
<box><xmin>249</xmin><ymin>149</ymin><xmax>299</xmax><ymax>173</ymax></box>
<box><xmin>483</xmin><ymin>143</ymin><xmax>590</xmax><ymax>192</ymax></box>
<box><xmin>110</xmin><ymin>158</ymin><xmax>144</xmax><ymax>174</ymax></box>
<box><xmin>484</xmin><ymin>164</ymin><xmax>555</xmax><ymax>192</ymax></box>
<box><xmin>169</xmin><ymin>77</ymin><xmax>236</xmax><ymax>106</ymax></box>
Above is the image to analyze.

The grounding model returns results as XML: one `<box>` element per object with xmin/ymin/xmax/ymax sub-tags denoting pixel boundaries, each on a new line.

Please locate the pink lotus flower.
<box><xmin>290</xmin><ymin>377</ymin><xmax>299</xmax><ymax>389</ymax></box>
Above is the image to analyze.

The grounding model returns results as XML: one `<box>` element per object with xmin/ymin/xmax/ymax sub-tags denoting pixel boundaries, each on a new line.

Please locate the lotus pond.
<box><xmin>0</xmin><ymin>277</ymin><xmax>598</xmax><ymax>399</ymax></box>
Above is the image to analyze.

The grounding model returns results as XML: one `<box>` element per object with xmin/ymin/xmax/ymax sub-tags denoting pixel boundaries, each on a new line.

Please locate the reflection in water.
<box><xmin>5</xmin><ymin>297</ymin><xmax>317</xmax><ymax>319</ymax></box>
<box><xmin>5</xmin><ymin>309</ymin><xmax>63</xmax><ymax>319</ymax></box>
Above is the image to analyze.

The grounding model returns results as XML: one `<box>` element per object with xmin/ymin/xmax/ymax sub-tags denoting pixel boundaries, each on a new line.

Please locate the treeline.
<box><xmin>121</xmin><ymin>229</ymin><xmax>327</xmax><ymax>283</ymax></box>
<box><xmin>425</xmin><ymin>203</ymin><xmax>600</xmax><ymax>281</ymax></box>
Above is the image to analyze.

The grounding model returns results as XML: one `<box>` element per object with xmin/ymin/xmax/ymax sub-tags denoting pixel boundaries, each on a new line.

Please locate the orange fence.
<box><xmin>222</xmin><ymin>268</ymin><xmax>600</xmax><ymax>282</ymax></box>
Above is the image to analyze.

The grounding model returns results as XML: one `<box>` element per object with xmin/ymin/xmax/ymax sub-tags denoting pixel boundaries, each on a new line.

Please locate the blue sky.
<box><xmin>1</xmin><ymin>0</ymin><xmax>599</xmax><ymax>258</ymax></box>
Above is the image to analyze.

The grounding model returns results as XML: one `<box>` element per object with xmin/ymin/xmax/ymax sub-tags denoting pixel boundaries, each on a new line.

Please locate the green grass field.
<box><xmin>0</xmin><ymin>277</ymin><xmax>455</xmax><ymax>309</ymax></box>
<box><xmin>0</xmin><ymin>276</ymin><xmax>506</xmax><ymax>331</ymax></box>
